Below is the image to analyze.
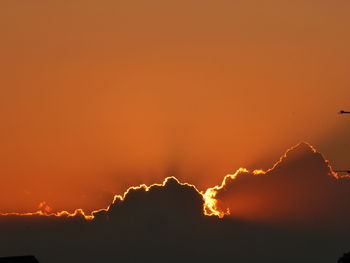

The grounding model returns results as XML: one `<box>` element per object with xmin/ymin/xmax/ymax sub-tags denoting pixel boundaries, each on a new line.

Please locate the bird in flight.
<box><xmin>339</xmin><ymin>110</ymin><xmax>350</xmax><ymax>114</ymax></box>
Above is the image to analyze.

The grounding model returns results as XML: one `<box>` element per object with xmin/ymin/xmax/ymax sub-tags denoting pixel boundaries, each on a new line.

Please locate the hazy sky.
<box><xmin>1</xmin><ymin>0</ymin><xmax>350</xmax><ymax>213</ymax></box>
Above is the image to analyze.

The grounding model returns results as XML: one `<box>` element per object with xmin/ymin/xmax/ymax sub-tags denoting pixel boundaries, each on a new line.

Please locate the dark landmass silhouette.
<box><xmin>339</xmin><ymin>252</ymin><xmax>350</xmax><ymax>263</ymax></box>
<box><xmin>0</xmin><ymin>256</ymin><xmax>39</xmax><ymax>263</ymax></box>
<box><xmin>0</xmin><ymin>143</ymin><xmax>350</xmax><ymax>262</ymax></box>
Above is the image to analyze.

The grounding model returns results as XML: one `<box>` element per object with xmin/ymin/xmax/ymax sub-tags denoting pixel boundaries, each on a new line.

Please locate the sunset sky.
<box><xmin>1</xmin><ymin>0</ymin><xmax>350</xmax><ymax>213</ymax></box>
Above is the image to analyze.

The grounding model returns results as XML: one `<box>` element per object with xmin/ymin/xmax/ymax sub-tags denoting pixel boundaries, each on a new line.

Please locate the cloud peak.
<box><xmin>0</xmin><ymin>142</ymin><xmax>345</xmax><ymax>225</ymax></box>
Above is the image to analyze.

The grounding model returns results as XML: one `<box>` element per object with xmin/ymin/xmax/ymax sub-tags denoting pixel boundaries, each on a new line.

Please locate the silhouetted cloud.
<box><xmin>1</xmin><ymin>143</ymin><xmax>350</xmax><ymax>262</ymax></box>
<box><xmin>211</xmin><ymin>142</ymin><xmax>350</xmax><ymax>227</ymax></box>
<box><xmin>93</xmin><ymin>177</ymin><xmax>204</xmax><ymax>222</ymax></box>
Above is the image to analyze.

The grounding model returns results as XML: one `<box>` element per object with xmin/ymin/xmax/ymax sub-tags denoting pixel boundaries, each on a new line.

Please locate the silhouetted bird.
<box><xmin>339</xmin><ymin>110</ymin><xmax>350</xmax><ymax>114</ymax></box>
<box><xmin>0</xmin><ymin>256</ymin><xmax>39</xmax><ymax>263</ymax></box>
<box><xmin>338</xmin><ymin>252</ymin><xmax>350</xmax><ymax>263</ymax></box>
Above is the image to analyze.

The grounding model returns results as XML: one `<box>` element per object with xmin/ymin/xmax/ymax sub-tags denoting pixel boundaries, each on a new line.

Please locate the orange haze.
<box><xmin>1</xmin><ymin>1</ymin><xmax>350</xmax><ymax>213</ymax></box>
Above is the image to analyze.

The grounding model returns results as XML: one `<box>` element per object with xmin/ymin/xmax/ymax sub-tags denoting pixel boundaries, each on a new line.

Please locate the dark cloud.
<box><xmin>1</xmin><ymin>144</ymin><xmax>350</xmax><ymax>262</ymax></box>
<box><xmin>214</xmin><ymin>142</ymin><xmax>350</xmax><ymax>227</ymax></box>
<box><xmin>93</xmin><ymin>177</ymin><xmax>204</xmax><ymax>222</ymax></box>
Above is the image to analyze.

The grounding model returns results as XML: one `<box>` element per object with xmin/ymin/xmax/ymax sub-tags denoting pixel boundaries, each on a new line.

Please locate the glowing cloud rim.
<box><xmin>0</xmin><ymin>142</ymin><xmax>342</xmax><ymax>220</ymax></box>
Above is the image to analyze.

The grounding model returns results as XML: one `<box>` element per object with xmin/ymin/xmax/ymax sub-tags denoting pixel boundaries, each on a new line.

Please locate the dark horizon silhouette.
<box><xmin>339</xmin><ymin>252</ymin><xmax>350</xmax><ymax>263</ymax></box>
<box><xmin>1</xmin><ymin>1</ymin><xmax>350</xmax><ymax>262</ymax></box>
<box><xmin>0</xmin><ymin>256</ymin><xmax>39</xmax><ymax>263</ymax></box>
<box><xmin>1</xmin><ymin>143</ymin><xmax>350</xmax><ymax>263</ymax></box>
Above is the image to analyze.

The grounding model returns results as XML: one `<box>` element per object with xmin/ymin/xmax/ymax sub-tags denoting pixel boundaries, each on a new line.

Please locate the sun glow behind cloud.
<box><xmin>0</xmin><ymin>142</ymin><xmax>343</xmax><ymax>224</ymax></box>
<box><xmin>1</xmin><ymin>0</ymin><xmax>350</xmax><ymax>215</ymax></box>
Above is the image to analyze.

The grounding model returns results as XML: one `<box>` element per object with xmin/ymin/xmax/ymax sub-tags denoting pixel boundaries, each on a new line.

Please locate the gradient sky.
<box><xmin>1</xmin><ymin>0</ymin><xmax>350</xmax><ymax>213</ymax></box>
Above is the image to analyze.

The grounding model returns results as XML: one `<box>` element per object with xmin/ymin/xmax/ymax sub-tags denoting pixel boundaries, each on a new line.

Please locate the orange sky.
<box><xmin>0</xmin><ymin>0</ymin><xmax>350</xmax><ymax>213</ymax></box>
